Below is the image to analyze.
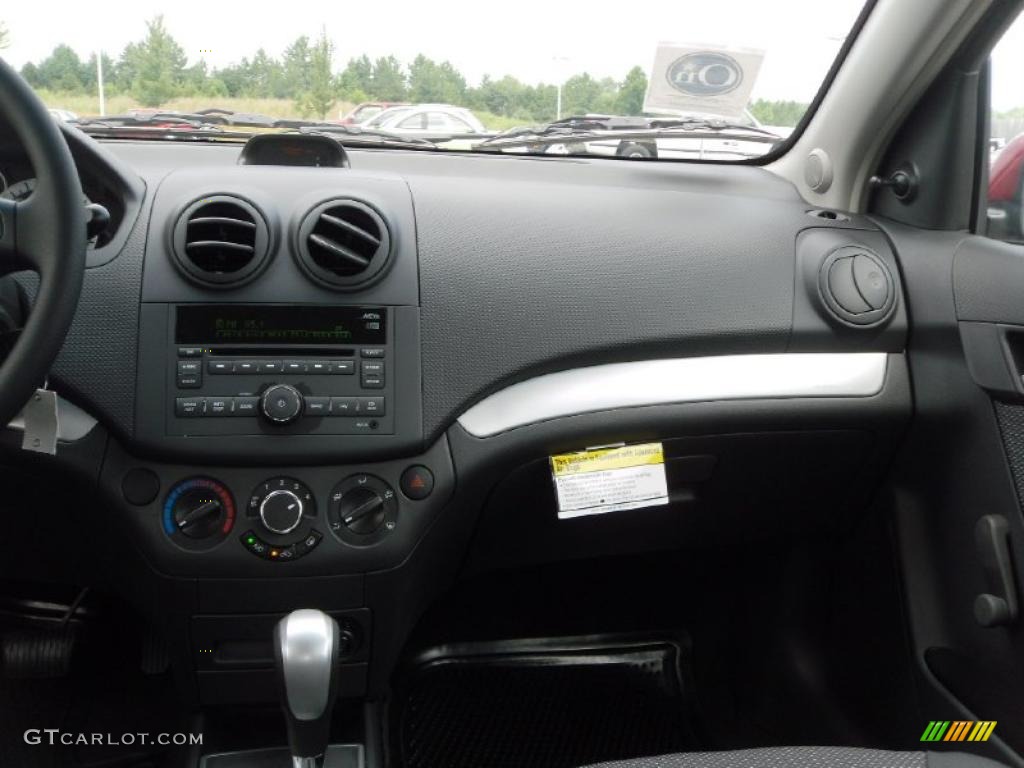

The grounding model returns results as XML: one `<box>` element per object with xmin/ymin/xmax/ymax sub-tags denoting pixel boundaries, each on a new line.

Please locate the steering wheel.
<box><xmin>0</xmin><ymin>58</ymin><xmax>86</xmax><ymax>426</ymax></box>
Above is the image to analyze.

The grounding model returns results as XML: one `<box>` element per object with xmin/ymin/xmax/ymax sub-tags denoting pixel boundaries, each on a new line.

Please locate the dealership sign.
<box><xmin>644</xmin><ymin>43</ymin><xmax>764</xmax><ymax>119</ymax></box>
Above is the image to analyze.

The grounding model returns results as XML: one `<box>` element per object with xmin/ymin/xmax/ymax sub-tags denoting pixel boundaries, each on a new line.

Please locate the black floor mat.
<box><xmin>394</xmin><ymin>636</ymin><xmax>700</xmax><ymax>768</ymax></box>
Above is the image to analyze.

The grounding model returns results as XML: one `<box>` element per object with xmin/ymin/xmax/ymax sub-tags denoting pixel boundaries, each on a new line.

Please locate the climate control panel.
<box><xmin>115</xmin><ymin>436</ymin><xmax>452</xmax><ymax>579</ymax></box>
<box><xmin>239</xmin><ymin>476</ymin><xmax>323</xmax><ymax>561</ymax></box>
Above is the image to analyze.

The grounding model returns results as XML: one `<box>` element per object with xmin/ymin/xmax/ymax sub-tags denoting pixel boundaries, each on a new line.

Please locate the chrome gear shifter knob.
<box><xmin>274</xmin><ymin>609</ymin><xmax>342</xmax><ymax>768</ymax></box>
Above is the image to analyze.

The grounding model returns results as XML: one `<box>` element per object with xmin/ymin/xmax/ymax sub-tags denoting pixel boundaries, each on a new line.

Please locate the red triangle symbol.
<box><xmin>410</xmin><ymin>475</ymin><xmax>425</xmax><ymax>489</ymax></box>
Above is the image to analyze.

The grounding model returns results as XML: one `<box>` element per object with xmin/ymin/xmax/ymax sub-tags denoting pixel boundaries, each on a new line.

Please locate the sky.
<box><xmin>1</xmin><ymin>0</ymin><xmax>867</xmax><ymax>103</ymax></box>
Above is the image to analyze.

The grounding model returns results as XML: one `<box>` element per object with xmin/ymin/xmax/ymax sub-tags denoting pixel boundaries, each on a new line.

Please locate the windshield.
<box><xmin>1</xmin><ymin>0</ymin><xmax>868</xmax><ymax>160</ymax></box>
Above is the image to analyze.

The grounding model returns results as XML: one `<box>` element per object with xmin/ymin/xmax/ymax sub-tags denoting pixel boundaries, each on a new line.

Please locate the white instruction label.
<box><xmin>550</xmin><ymin>443</ymin><xmax>669</xmax><ymax>519</ymax></box>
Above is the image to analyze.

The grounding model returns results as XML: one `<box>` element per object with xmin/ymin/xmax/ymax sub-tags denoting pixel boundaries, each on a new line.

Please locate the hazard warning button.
<box><xmin>400</xmin><ymin>465</ymin><xmax>435</xmax><ymax>501</ymax></box>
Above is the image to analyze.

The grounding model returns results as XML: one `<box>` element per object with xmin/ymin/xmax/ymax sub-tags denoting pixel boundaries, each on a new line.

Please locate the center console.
<box><xmin>99</xmin><ymin>166</ymin><xmax>442</xmax><ymax>707</ymax></box>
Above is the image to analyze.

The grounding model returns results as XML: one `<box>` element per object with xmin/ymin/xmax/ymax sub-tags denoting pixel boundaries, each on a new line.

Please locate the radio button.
<box><xmin>360</xmin><ymin>360</ymin><xmax>384</xmax><ymax>375</ymax></box>
<box><xmin>258</xmin><ymin>361</ymin><xmax>283</xmax><ymax>374</ymax></box>
<box><xmin>208</xmin><ymin>360</ymin><xmax>233</xmax><ymax>374</ymax></box>
<box><xmin>304</xmin><ymin>396</ymin><xmax>330</xmax><ymax>416</ymax></box>
<box><xmin>360</xmin><ymin>348</ymin><xmax>385</xmax><ymax>359</ymax></box>
<box><xmin>361</xmin><ymin>375</ymin><xmax>384</xmax><ymax>389</ymax></box>
<box><xmin>235</xmin><ymin>361</ymin><xmax>257</xmax><ymax>375</ymax></box>
<box><xmin>175</xmin><ymin>397</ymin><xmax>205</xmax><ymax>417</ymax></box>
<box><xmin>358</xmin><ymin>397</ymin><xmax>385</xmax><ymax>415</ymax></box>
<box><xmin>309</xmin><ymin>361</ymin><xmax>330</xmax><ymax>374</ymax></box>
<box><xmin>328</xmin><ymin>360</ymin><xmax>354</xmax><ymax>375</ymax></box>
<box><xmin>178</xmin><ymin>346</ymin><xmax>204</xmax><ymax>358</ymax></box>
<box><xmin>208</xmin><ymin>397</ymin><xmax>233</xmax><ymax>416</ymax></box>
<box><xmin>233</xmin><ymin>397</ymin><xmax>259</xmax><ymax>416</ymax></box>
<box><xmin>330</xmin><ymin>397</ymin><xmax>358</xmax><ymax>416</ymax></box>
<box><xmin>283</xmin><ymin>361</ymin><xmax>307</xmax><ymax>374</ymax></box>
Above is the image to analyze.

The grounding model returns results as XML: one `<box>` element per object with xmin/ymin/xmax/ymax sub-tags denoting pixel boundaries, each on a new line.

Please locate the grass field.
<box><xmin>36</xmin><ymin>90</ymin><xmax>526</xmax><ymax>131</ymax></box>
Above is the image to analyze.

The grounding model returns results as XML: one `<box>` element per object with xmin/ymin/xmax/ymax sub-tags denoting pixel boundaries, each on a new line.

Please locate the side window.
<box><xmin>988</xmin><ymin>18</ymin><xmax>1024</xmax><ymax>243</ymax></box>
<box><xmin>397</xmin><ymin>113</ymin><xmax>425</xmax><ymax>130</ymax></box>
<box><xmin>425</xmin><ymin>112</ymin><xmax>451</xmax><ymax>131</ymax></box>
<box><xmin>445</xmin><ymin>115</ymin><xmax>475</xmax><ymax>133</ymax></box>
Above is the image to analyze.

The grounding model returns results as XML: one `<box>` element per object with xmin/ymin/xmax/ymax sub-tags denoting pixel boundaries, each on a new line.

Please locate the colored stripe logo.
<box><xmin>921</xmin><ymin>721</ymin><xmax>997</xmax><ymax>742</ymax></box>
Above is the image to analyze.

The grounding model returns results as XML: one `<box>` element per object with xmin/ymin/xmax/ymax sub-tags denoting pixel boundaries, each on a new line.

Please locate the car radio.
<box><xmin>166</xmin><ymin>305</ymin><xmax>394</xmax><ymax>436</ymax></box>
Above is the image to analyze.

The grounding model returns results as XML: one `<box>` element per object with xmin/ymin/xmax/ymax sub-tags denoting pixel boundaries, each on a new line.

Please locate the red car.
<box><xmin>988</xmin><ymin>133</ymin><xmax>1024</xmax><ymax>241</ymax></box>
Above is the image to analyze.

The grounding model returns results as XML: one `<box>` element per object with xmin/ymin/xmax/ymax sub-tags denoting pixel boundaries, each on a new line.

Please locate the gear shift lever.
<box><xmin>274</xmin><ymin>609</ymin><xmax>341</xmax><ymax>768</ymax></box>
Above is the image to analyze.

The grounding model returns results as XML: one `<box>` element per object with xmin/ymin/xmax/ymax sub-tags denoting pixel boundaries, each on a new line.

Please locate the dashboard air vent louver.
<box><xmin>294</xmin><ymin>200</ymin><xmax>391</xmax><ymax>290</ymax></box>
<box><xmin>170</xmin><ymin>195</ymin><xmax>271</xmax><ymax>287</ymax></box>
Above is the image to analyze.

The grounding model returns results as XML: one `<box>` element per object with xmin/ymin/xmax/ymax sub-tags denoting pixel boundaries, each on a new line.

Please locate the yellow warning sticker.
<box><xmin>550</xmin><ymin>443</ymin><xmax>668</xmax><ymax>519</ymax></box>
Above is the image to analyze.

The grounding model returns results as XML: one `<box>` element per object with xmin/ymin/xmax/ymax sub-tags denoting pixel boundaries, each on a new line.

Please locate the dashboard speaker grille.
<box><xmin>171</xmin><ymin>195</ymin><xmax>270</xmax><ymax>287</ymax></box>
<box><xmin>295</xmin><ymin>200</ymin><xmax>391</xmax><ymax>289</ymax></box>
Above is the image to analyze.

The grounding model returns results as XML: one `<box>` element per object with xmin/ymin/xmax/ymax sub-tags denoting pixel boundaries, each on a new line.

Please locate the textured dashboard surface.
<box><xmin>408</xmin><ymin>167</ymin><xmax>815</xmax><ymax>439</ymax></box>
<box><xmin>20</xmin><ymin>171</ymin><xmax>159</xmax><ymax>439</ymax></box>
<box><xmin>27</xmin><ymin>141</ymin><xmax>892</xmax><ymax>445</ymax></box>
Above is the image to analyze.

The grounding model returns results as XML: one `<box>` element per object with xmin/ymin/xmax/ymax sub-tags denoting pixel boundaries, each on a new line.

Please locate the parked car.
<box><xmin>340</xmin><ymin>101</ymin><xmax>410</xmax><ymax>125</ymax></box>
<box><xmin>988</xmin><ymin>132</ymin><xmax>1024</xmax><ymax>241</ymax></box>
<box><xmin>47</xmin><ymin>108</ymin><xmax>78</xmax><ymax>122</ymax></box>
<box><xmin>367</xmin><ymin>104</ymin><xmax>488</xmax><ymax>137</ymax></box>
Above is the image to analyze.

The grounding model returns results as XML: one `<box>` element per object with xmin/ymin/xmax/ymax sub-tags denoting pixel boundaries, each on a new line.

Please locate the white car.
<box><xmin>364</xmin><ymin>104</ymin><xmax>487</xmax><ymax>137</ymax></box>
<box><xmin>47</xmin><ymin>108</ymin><xmax>79</xmax><ymax>123</ymax></box>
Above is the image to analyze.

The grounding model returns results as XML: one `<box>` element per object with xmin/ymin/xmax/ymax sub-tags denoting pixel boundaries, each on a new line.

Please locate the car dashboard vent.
<box><xmin>295</xmin><ymin>200</ymin><xmax>391</xmax><ymax>290</ymax></box>
<box><xmin>171</xmin><ymin>195</ymin><xmax>271</xmax><ymax>287</ymax></box>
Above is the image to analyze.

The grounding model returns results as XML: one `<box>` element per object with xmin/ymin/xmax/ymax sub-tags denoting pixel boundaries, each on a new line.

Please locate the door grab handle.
<box><xmin>974</xmin><ymin>514</ymin><xmax>1019</xmax><ymax>628</ymax></box>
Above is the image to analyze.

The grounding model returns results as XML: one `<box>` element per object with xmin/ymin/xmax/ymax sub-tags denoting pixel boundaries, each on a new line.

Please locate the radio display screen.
<box><xmin>175</xmin><ymin>305</ymin><xmax>386</xmax><ymax>346</ymax></box>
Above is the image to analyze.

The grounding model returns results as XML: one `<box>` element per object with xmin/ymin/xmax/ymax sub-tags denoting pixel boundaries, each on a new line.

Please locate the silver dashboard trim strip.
<box><xmin>457</xmin><ymin>352</ymin><xmax>889</xmax><ymax>438</ymax></box>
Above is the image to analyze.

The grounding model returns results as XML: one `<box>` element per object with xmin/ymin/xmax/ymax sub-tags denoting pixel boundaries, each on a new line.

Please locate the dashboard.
<box><xmin>0</xmin><ymin>125</ymin><xmax>912</xmax><ymax>705</ymax></box>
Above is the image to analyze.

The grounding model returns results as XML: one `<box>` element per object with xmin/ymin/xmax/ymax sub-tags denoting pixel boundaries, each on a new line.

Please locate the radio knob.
<box><xmin>260</xmin><ymin>384</ymin><xmax>303</xmax><ymax>425</ymax></box>
<box><xmin>259</xmin><ymin>489</ymin><xmax>305</xmax><ymax>535</ymax></box>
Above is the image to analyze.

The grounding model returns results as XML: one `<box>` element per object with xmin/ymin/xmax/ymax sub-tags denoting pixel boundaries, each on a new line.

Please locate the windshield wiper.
<box><xmin>475</xmin><ymin>115</ymin><xmax>782</xmax><ymax>151</ymax></box>
<box><xmin>297</xmin><ymin>124</ymin><xmax>446</xmax><ymax>149</ymax></box>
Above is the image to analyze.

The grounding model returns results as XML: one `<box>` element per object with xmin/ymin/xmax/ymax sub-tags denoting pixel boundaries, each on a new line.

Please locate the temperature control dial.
<box><xmin>163</xmin><ymin>477</ymin><xmax>235</xmax><ymax>550</ymax></box>
<box><xmin>328</xmin><ymin>474</ymin><xmax>398</xmax><ymax>545</ymax></box>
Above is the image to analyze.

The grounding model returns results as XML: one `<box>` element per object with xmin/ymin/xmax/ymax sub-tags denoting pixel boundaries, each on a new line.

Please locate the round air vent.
<box><xmin>170</xmin><ymin>195</ymin><xmax>271</xmax><ymax>287</ymax></box>
<box><xmin>294</xmin><ymin>200</ymin><xmax>391</xmax><ymax>290</ymax></box>
<box><xmin>818</xmin><ymin>246</ymin><xmax>896</xmax><ymax>327</ymax></box>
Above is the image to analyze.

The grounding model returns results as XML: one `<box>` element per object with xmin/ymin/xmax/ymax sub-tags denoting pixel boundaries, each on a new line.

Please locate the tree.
<box><xmin>20</xmin><ymin>62</ymin><xmax>41</xmax><ymax>88</ymax></box>
<box><xmin>121</xmin><ymin>16</ymin><xmax>187</xmax><ymax>106</ymax></box>
<box><xmin>748</xmin><ymin>99</ymin><xmax>807</xmax><ymax>127</ymax></box>
<box><xmin>339</xmin><ymin>55</ymin><xmax>373</xmax><ymax>100</ymax></box>
<box><xmin>282</xmin><ymin>36</ymin><xmax>312</xmax><ymax>98</ymax></box>
<box><xmin>562</xmin><ymin>73</ymin><xmax>605</xmax><ymax>116</ymax></box>
<box><xmin>408</xmin><ymin>54</ymin><xmax>466</xmax><ymax>104</ymax></box>
<box><xmin>0</xmin><ymin>21</ymin><xmax>9</xmax><ymax>50</ymax></box>
<box><xmin>370</xmin><ymin>56</ymin><xmax>406</xmax><ymax>101</ymax></box>
<box><xmin>33</xmin><ymin>44</ymin><xmax>87</xmax><ymax>92</ymax></box>
<box><xmin>616</xmin><ymin>66</ymin><xmax>647</xmax><ymax>116</ymax></box>
<box><xmin>298</xmin><ymin>29</ymin><xmax>336</xmax><ymax>119</ymax></box>
<box><xmin>250</xmin><ymin>49</ymin><xmax>285</xmax><ymax>98</ymax></box>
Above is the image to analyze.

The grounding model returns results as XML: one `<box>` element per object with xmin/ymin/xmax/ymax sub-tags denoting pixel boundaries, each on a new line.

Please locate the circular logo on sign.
<box><xmin>666</xmin><ymin>52</ymin><xmax>743</xmax><ymax>97</ymax></box>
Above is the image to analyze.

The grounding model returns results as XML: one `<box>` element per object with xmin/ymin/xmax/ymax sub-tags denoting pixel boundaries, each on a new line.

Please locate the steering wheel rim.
<box><xmin>0</xmin><ymin>57</ymin><xmax>86</xmax><ymax>427</ymax></box>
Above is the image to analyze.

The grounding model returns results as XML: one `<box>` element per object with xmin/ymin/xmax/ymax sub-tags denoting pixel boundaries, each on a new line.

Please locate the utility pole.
<box><xmin>552</xmin><ymin>56</ymin><xmax>570</xmax><ymax>121</ymax></box>
<box><xmin>96</xmin><ymin>50</ymin><xmax>106</xmax><ymax>116</ymax></box>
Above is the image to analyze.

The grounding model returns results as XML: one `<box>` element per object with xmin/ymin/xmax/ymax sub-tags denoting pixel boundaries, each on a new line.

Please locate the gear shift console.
<box><xmin>198</xmin><ymin>608</ymin><xmax>363</xmax><ymax>768</ymax></box>
<box><xmin>274</xmin><ymin>609</ymin><xmax>341</xmax><ymax>768</ymax></box>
